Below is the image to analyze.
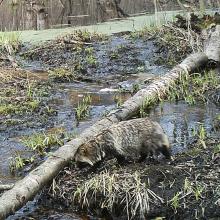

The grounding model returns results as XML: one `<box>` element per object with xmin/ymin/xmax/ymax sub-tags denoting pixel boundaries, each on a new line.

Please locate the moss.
<box><xmin>9</xmin><ymin>153</ymin><xmax>35</xmax><ymax>173</ymax></box>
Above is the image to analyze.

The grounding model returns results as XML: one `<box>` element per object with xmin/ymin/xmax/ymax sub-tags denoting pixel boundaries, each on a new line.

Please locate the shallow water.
<box><xmin>2</xmin><ymin>94</ymin><xmax>219</xmax><ymax>220</ymax></box>
<box><xmin>1</xmin><ymin>64</ymin><xmax>219</xmax><ymax>204</ymax></box>
<box><xmin>149</xmin><ymin>101</ymin><xmax>220</xmax><ymax>154</ymax></box>
<box><xmin>23</xmin><ymin>35</ymin><xmax>169</xmax><ymax>80</ymax></box>
<box><xmin>2</xmin><ymin>94</ymin><xmax>219</xmax><ymax>183</ymax></box>
<box><xmin>0</xmin><ymin>78</ymin><xmax>132</xmax><ymax>179</ymax></box>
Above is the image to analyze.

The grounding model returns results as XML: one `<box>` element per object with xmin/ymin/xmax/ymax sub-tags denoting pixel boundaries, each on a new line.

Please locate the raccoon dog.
<box><xmin>75</xmin><ymin>118</ymin><xmax>170</xmax><ymax>166</ymax></box>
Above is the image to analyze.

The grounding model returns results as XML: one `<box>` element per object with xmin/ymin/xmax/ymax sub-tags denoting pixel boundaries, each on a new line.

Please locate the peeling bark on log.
<box><xmin>204</xmin><ymin>25</ymin><xmax>220</xmax><ymax>64</ymax></box>
<box><xmin>0</xmin><ymin>184</ymin><xmax>14</xmax><ymax>191</ymax></box>
<box><xmin>0</xmin><ymin>52</ymin><xmax>208</xmax><ymax>219</ymax></box>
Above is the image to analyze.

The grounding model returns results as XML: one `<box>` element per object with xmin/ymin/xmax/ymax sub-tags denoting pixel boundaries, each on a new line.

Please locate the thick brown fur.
<box><xmin>75</xmin><ymin>118</ymin><xmax>170</xmax><ymax>166</ymax></box>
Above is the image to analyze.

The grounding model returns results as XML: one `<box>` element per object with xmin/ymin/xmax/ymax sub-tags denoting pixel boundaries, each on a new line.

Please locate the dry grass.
<box><xmin>0</xmin><ymin>67</ymin><xmax>24</xmax><ymax>83</ymax></box>
<box><xmin>134</xmin><ymin>19</ymin><xmax>203</xmax><ymax>66</ymax></box>
<box><xmin>0</xmin><ymin>31</ymin><xmax>21</xmax><ymax>53</ymax></box>
<box><xmin>154</xmin><ymin>23</ymin><xmax>202</xmax><ymax>66</ymax></box>
<box><xmin>73</xmin><ymin>171</ymin><xmax>163</xmax><ymax>219</ymax></box>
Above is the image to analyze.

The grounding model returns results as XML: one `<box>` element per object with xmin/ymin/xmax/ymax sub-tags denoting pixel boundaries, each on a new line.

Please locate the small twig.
<box><xmin>63</xmin><ymin>39</ymin><xmax>92</xmax><ymax>45</ymax></box>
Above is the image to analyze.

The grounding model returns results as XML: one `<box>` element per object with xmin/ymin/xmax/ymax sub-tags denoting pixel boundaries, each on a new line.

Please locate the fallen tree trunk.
<box><xmin>0</xmin><ymin>52</ymin><xmax>208</xmax><ymax>219</ymax></box>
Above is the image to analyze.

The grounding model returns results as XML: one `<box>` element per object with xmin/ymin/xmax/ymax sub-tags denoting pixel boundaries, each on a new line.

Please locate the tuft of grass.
<box><xmin>0</xmin><ymin>103</ymin><xmax>18</xmax><ymax>115</ymax></box>
<box><xmin>62</xmin><ymin>29</ymin><xmax>108</xmax><ymax>43</ymax></box>
<box><xmin>84</xmin><ymin>47</ymin><xmax>94</xmax><ymax>54</ymax></box>
<box><xmin>192</xmin><ymin>123</ymin><xmax>207</xmax><ymax>148</ymax></box>
<box><xmin>183</xmin><ymin>178</ymin><xmax>192</xmax><ymax>194</ymax></box>
<box><xmin>0</xmin><ymin>31</ymin><xmax>21</xmax><ymax>53</ymax></box>
<box><xmin>132</xmin><ymin>83</ymin><xmax>140</xmax><ymax>94</ymax></box>
<box><xmin>169</xmin><ymin>192</ymin><xmax>181</xmax><ymax>213</ymax></box>
<box><xmin>75</xmin><ymin>94</ymin><xmax>92</xmax><ymax>121</ymax></box>
<box><xmin>168</xmin><ymin>177</ymin><xmax>205</xmax><ymax>214</ymax></box>
<box><xmin>73</xmin><ymin>171</ymin><xmax>163</xmax><ymax>219</ymax></box>
<box><xmin>26</xmin><ymin>100</ymin><xmax>40</xmax><ymax>111</ymax></box>
<box><xmin>167</xmin><ymin>70</ymin><xmax>220</xmax><ymax>105</ymax></box>
<box><xmin>9</xmin><ymin>152</ymin><xmax>35</xmax><ymax>173</ymax></box>
<box><xmin>86</xmin><ymin>55</ymin><xmax>97</xmax><ymax>67</ymax></box>
<box><xmin>20</xmin><ymin>131</ymin><xmax>64</xmax><ymax>155</ymax></box>
<box><xmin>193</xmin><ymin>184</ymin><xmax>204</xmax><ymax>201</ymax></box>
<box><xmin>109</xmin><ymin>51</ymin><xmax>119</xmax><ymax>60</ymax></box>
<box><xmin>0</xmin><ymin>99</ymin><xmax>40</xmax><ymax>115</ymax></box>
<box><xmin>140</xmin><ymin>96</ymin><xmax>159</xmax><ymax>117</ymax></box>
<box><xmin>213</xmin><ymin>144</ymin><xmax>220</xmax><ymax>155</ymax></box>
<box><xmin>26</xmin><ymin>78</ymin><xmax>35</xmax><ymax>98</ymax></box>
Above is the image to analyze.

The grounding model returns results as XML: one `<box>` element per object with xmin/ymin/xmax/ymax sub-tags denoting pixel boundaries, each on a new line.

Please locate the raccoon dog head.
<box><xmin>153</xmin><ymin>122</ymin><xmax>171</xmax><ymax>159</ymax></box>
<box><xmin>160</xmin><ymin>134</ymin><xmax>171</xmax><ymax>159</ymax></box>
<box><xmin>75</xmin><ymin>139</ymin><xmax>105</xmax><ymax>166</ymax></box>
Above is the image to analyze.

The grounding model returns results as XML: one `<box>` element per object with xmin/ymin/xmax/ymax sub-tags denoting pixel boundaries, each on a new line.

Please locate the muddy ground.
<box><xmin>1</xmin><ymin>14</ymin><xmax>220</xmax><ymax>219</ymax></box>
<box><xmin>47</xmin><ymin>136</ymin><xmax>220</xmax><ymax>220</ymax></box>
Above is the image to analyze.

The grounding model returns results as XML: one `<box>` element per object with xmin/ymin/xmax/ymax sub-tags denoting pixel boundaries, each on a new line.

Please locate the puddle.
<box><xmin>149</xmin><ymin>101</ymin><xmax>220</xmax><ymax>154</ymax></box>
<box><xmin>0</xmin><ymin>78</ymin><xmax>132</xmax><ymax>181</ymax></box>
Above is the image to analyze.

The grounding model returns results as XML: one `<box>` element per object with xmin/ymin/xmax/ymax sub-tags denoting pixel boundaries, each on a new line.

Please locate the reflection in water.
<box><xmin>149</xmin><ymin>101</ymin><xmax>220</xmax><ymax>154</ymax></box>
<box><xmin>0</xmin><ymin>139</ymin><xmax>28</xmax><ymax>183</ymax></box>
